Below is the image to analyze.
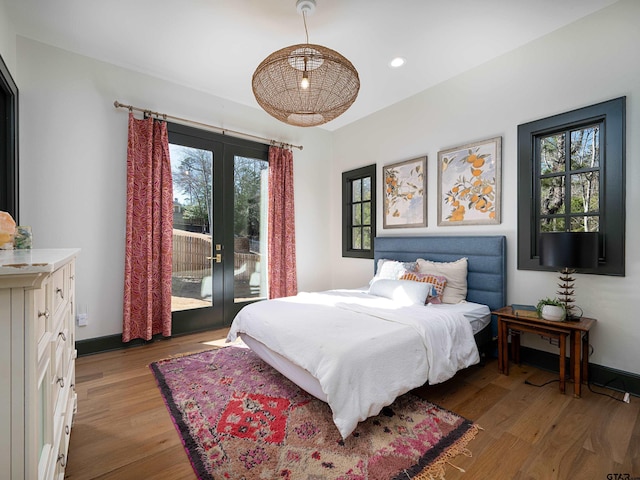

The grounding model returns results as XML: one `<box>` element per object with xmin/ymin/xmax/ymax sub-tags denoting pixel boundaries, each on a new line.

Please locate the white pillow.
<box><xmin>369</xmin><ymin>259</ymin><xmax>417</xmax><ymax>285</ymax></box>
<box><xmin>368</xmin><ymin>278</ymin><xmax>432</xmax><ymax>306</ymax></box>
<box><xmin>416</xmin><ymin>257</ymin><xmax>468</xmax><ymax>304</ymax></box>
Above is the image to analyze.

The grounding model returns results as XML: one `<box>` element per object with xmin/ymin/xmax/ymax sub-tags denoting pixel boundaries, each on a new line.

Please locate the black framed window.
<box><xmin>0</xmin><ymin>54</ymin><xmax>18</xmax><ymax>221</ymax></box>
<box><xmin>342</xmin><ymin>164</ymin><xmax>376</xmax><ymax>258</ymax></box>
<box><xmin>517</xmin><ymin>97</ymin><xmax>625</xmax><ymax>275</ymax></box>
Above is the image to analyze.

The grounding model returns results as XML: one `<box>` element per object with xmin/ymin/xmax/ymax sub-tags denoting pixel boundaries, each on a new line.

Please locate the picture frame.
<box><xmin>383</xmin><ymin>156</ymin><xmax>427</xmax><ymax>228</ymax></box>
<box><xmin>437</xmin><ymin>136</ymin><xmax>502</xmax><ymax>226</ymax></box>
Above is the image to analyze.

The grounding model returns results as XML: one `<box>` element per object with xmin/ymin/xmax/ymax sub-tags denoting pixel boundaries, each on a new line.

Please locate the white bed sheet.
<box><xmin>428</xmin><ymin>301</ymin><xmax>491</xmax><ymax>334</ymax></box>
<box><xmin>226</xmin><ymin>289</ymin><xmax>482</xmax><ymax>438</ymax></box>
<box><xmin>343</xmin><ymin>288</ymin><xmax>490</xmax><ymax>335</ymax></box>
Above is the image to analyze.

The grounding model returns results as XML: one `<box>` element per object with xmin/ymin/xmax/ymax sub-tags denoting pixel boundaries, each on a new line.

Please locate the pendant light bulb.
<box><xmin>301</xmin><ymin>56</ymin><xmax>310</xmax><ymax>89</ymax></box>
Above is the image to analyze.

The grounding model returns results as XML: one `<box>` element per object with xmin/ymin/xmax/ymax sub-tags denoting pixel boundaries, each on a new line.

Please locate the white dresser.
<box><xmin>0</xmin><ymin>249</ymin><xmax>79</xmax><ymax>480</ymax></box>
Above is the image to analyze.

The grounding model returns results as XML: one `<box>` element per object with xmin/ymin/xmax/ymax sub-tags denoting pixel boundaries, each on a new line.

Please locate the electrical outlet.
<box><xmin>77</xmin><ymin>313</ymin><xmax>88</xmax><ymax>327</ymax></box>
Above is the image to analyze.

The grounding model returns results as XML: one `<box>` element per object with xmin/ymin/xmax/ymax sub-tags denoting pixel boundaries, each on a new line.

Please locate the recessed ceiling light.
<box><xmin>389</xmin><ymin>57</ymin><xmax>406</xmax><ymax>68</ymax></box>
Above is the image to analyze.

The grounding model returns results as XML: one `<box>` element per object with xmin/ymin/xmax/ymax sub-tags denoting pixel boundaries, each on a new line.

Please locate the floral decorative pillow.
<box><xmin>400</xmin><ymin>272</ymin><xmax>447</xmax><ymax>304</ymax></box>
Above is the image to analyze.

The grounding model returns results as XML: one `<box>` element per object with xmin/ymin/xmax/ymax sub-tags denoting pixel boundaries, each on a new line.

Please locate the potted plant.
<box><xmin>536</xmin><ymin>298</ymin><xmax>566</xmax><ymax>321</ymax></box>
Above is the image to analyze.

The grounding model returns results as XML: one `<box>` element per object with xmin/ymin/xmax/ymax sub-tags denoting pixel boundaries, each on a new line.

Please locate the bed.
<box><xmin>226</xmin><ymin>235</ymin><xmax>506</xmax><ymax>438</ymax></box>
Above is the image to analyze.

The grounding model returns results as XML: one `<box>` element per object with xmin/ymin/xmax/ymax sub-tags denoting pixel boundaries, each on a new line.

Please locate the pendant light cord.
<box><xmin>303</xmin><ymin>10</ymin><xmax>310</xmax><ymax>44</ymax></box>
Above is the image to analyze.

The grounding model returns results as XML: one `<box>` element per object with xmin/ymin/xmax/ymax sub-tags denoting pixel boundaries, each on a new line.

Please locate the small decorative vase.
<box><xmin>14</xmin><ymin>226</ymin><xmax>32</xmax><ymax>249</ymax></box>
<box><xmin>541</xmin><ymin>305</ymin><xmax>565</xmax><ymax>322</ymax></box>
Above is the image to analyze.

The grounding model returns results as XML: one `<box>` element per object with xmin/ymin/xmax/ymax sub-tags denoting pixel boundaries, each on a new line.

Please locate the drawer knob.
<box><xmin>58</xmin><ymin>332</ymin><xmax>67</xmax><ymax>342</ymax></box>
<box><xmin>65</xmin><ymin>425</ymin><xmax>70</xmax><ymax>435</ymax></box>
<box><xmin>38</xmin><ymin>309</ymin><xmax>50</xmax><ymax>319</ymax></box>
<box><xmin>56</xmin><ymin>287</ymin><xmax>64</xmax><ymax>300</ymax></box>
<box><xmin>57</xmin><ymin>377</ymin><xmax>65</xmax><ymax>388</ymax></box>
<box><xmin>57</xmin><ymin>453</ymin><xmax>66</xmax><ymax>467</ymax></box>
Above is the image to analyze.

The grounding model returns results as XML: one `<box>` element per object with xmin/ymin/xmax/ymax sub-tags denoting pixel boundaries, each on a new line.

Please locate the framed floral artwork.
<box><xmin>437</xmin><ymin>137</ymin><xmax>502</xmax><ymax>226</ymax></box>
<box><xmin>383</xmin><ymin>156</ymin><xmax>427</xmax><ymax>228</ymax></box>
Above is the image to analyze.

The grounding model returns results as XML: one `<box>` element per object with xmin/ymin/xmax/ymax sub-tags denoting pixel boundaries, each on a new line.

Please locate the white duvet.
<box><xmin>226</xmin><ymin>289</ymin><xmax>480</xmax><ymax>439</ymax></box>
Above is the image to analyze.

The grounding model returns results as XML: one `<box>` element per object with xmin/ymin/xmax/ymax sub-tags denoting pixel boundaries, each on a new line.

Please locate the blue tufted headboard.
<box><xmin>373</xmin><ymin>236</ymin><xmax>506</xmax><ymax>313</ymax></box>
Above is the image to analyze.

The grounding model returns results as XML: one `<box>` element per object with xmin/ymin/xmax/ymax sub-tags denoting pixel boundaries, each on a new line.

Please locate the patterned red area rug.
<box><xmin>150</xmin><ymin>346</ymin><xmax>480</xmax><ymax>480</ymax></box>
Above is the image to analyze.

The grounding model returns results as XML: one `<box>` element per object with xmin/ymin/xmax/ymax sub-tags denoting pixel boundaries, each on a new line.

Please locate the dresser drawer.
<box><xmin>34</xmin><ymin>286</ymin><xmax>48</xmax><ymax>346</ymax></box>
<box><xmin>53</xmin><ymin>330</ymin><xmax>72</xmax><ymax>375</ymax></box>
<box><xmin>68</xmin><ymin>259</ymin><xmax>75</xmax><ymax>299</ymax></box>
<box><xmin>51</xmin><ymin>265</ymin><xmax>70</xmax><ymax>318</ymax></box>
<box><xmin>35</xmin><ymin>285</ymin><xmax>53</xmax><ymax>363</ymax></box>
<box><xmin>52</xmin><ymin>387</ymin><xmax>74</xmax><ymax>480</ymax></box>
<box><xmin>51</xmin><ymin>346</ymin><xmax>65</xmax><ymax>414</ymax></box>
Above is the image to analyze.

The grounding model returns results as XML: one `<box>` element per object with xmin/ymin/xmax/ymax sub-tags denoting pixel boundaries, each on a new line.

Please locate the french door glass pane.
<box><xmin>234</xmin><ymin>156</ymin><xmax>269</xmax><ymax>302</ymax></box>
<box><xmin>169</xmin><ymin>144</ymin><xmax>213</xmax><ymax>312</ymax></box>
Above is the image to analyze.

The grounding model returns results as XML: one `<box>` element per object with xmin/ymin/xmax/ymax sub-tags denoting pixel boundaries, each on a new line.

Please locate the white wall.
<box><xmin>0</xmin><ymin>0</ymin><xmax>16</xmax><ymax>72</ymax></box>
<box><xmin>331</xmin><ymin>0</ymin><xmax>640</xmax><ymax>375</ymax></box>
<box><xmin>16</xmin><ymin>36</ymin><xmax>333</xmax><ymax>341</ymax></box>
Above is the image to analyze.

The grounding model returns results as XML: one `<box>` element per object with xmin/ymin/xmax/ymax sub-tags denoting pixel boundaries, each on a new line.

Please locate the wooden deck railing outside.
<box><xmin>172</xmin><ymin>230</ymin><xmax>260</xmax><ymax>281</ymax></box>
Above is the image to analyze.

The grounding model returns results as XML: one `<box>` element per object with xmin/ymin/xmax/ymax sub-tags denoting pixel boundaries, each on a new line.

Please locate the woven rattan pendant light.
<box><xmin>252</xmin><ymin>0</ymin><xmax>360</xmax><ymax>127</ymax></box>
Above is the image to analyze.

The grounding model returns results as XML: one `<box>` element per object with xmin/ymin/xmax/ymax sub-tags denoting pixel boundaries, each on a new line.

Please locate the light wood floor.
<box><xmin>65</xmin><ymin>329</ymin><xmax>640</xmax><ymax>480</ymax></box>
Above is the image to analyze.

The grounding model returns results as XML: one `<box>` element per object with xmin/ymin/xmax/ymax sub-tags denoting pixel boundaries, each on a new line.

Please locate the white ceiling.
<box><xmin>5</xmin><ymin>0</ymin><xmax>619</xmax><ymax>130</ymax></box>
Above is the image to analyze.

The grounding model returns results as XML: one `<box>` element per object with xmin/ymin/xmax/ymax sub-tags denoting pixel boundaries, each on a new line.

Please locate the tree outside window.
<box><xmin>342</xmin><ymin>164</ymin><xmax>376</xmax><ymax>259</ymax></box>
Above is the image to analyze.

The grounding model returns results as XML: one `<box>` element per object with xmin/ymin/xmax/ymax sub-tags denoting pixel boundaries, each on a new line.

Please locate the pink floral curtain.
<box><xmin>122</xmin><ymin>113</ymin><xmax>173</xmax><ymax>342</ymax></box>
<box><xmin>268</xmin><ymin>145</ymin><xmax>298</xmax><ymax>298</ymax></box>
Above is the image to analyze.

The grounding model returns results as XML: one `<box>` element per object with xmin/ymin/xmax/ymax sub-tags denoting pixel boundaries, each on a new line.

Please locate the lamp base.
<box><xmin>557</xmin><ymin>267</ymin><xmax>577</xmax><ymax>318</ymax></box>
<box><xmin>564</xmin><ymin>304</ymin><xmax>585</xmax><ymax>321</ymax></box>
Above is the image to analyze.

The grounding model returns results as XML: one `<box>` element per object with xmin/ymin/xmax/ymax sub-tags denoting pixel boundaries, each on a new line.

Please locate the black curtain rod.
<box><xmin>113</xmin><ymin>100</ymin><xmax>303</xmax><ymax>151</ymax></box>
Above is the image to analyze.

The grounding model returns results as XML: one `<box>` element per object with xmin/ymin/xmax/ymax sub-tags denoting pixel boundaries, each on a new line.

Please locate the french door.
<box><xmin>167</xmin><ymin>122</ymin><xmax>269</xmax><ymax>334</ymax></box>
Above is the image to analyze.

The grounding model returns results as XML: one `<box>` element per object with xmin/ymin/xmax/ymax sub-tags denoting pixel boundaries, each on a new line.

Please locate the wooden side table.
<box><xmin>493</xmin><ymin>306</ymin><xmax>596</xmax><ymax>398</ymax></box>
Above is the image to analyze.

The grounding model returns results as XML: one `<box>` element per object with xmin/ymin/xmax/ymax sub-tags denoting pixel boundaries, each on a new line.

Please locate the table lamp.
<box><xmin>539</xmin><ymin>232</ymin><xmax>599</xmax><ymax>320</ymax></box>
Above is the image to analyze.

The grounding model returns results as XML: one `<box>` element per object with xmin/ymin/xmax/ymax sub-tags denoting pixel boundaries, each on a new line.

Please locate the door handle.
<box><xmin>214</xmin><ymin>253</ymin><xmax>222</xmax><ymax>263</ymax></box>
